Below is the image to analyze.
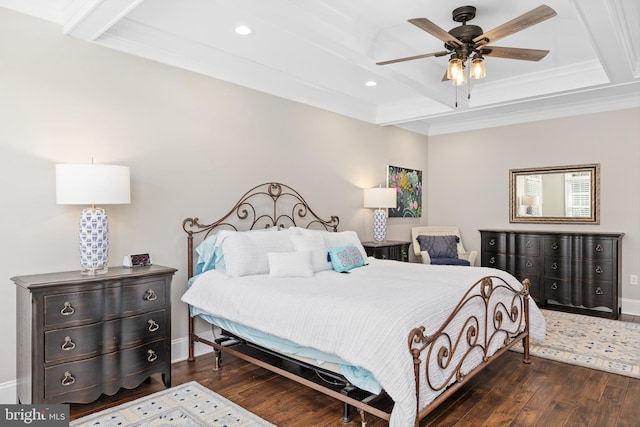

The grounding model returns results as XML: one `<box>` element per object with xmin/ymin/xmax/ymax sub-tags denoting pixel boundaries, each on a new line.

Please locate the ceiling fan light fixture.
<box><xmin>470</xmin><ymin>55</ymin><xmax>486</xmax><ymax>79</ymax></box>
<box><xmin>447</xmin><ymin>57</ymin><xmax>464</xmax><ymax>80</ymax></box>
<box><xmin>451</xmin><ymin>70</ymin><xmax>467</xmax><ymax>86</ymax></box>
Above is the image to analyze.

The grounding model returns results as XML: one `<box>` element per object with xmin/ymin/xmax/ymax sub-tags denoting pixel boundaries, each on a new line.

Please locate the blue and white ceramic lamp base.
<box><xmin>372</xmin><ymin>208</ymin><xmax>388</xmax><ymax>242</ymax></box>
<box><xmin>79</xmin><ymin>207</ymin><xmax>109</xmax><ymax>275</ymax></box>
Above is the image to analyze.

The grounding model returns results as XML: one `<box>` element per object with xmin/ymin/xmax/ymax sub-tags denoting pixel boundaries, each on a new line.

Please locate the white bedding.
<box><xmin>182</xmin><ymin>258</ymin><xmax>545</xmax><ymax>427</ymax></box>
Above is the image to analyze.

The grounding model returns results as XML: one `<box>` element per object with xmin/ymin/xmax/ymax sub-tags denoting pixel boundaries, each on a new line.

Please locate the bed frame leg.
<box><xmin>357</xmin><ymin>408</ymin><xmax>367</xmax><ymax>427</ymax></box>
<box><xmin>342</xmin><ymin>403</ymin><xmax>351</xmax><ymax>423</ymax></box>
<box><xmin>213</xmin><ymin>349</ymin><xmax>222</xmax><ymax>371</ymax></box>
<box><xmin>522</xmin><ymin>334</ymin><xmax>531</xmax><ymax>364</ymax></box>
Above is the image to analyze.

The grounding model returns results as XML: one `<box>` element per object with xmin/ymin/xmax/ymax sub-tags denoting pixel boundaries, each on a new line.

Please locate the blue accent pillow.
<box><xmin>327</xmin><ymin>244</ymin><xmax>365</xmax><ymax>273</ymax></box>
<box><xmin>416</xmin><ymin>235</ymin><xmax>459</xmax><ymax>259</ymax></box>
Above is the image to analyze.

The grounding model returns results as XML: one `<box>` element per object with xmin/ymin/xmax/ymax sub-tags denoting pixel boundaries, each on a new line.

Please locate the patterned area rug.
<box><xmin>511</xmin><ymin>309</ymin><xmax>640</xmax><ymax>378</ymax></box>
<box><xmin>70</xmin><ymin>381</ymin><xmax>275</xmax><ymax>426</ymax></box>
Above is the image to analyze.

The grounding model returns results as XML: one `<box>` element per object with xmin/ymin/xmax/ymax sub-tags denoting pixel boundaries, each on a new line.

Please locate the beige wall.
<box><xmin>427</xmin><ymin>109</ymin><xmax>640</xmax><ymax>315</ymax></box>
<box><xmin>0</xmin><ymin>8</ymin><xmax>428</xmax><ymax>392</ymax></box>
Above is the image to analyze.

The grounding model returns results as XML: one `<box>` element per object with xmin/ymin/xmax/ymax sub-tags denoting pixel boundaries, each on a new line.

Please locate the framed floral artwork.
<box><xmin>387</xmin><ymin>165</ymin><xmax>422</xmax><ymax>217</ymax></box>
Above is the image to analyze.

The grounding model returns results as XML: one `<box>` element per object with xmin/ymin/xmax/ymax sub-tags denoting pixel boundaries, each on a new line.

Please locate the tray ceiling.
<box><xmin>2</xmin><ymin>0</ymin><xmax>639</xmax><ymax>135</ymax></box>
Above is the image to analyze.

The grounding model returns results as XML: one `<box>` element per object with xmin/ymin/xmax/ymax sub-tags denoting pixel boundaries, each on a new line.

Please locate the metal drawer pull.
<box><xmin>595</xmin><ymin>266</ymin><xmax>603</xmax><ymax>274</ymax></box>
<box><xmin>552</xmin><ymin>242</ymin><xmax>559</xmax><ymax>250</ymax></box>
<box><xmin>61</xmin><ymin>371</ymin><xmax>75</xmax><ymax>386</ymax></box>
<box><xmin>489</xmin><ymin>256</ymin><xmax>496</xmax><ymax>265</ymax></box>
<box><xmin>61</xmin><ymin>336</ymin><xmax>76</xmax><ymax>351</ymax></box>
<box><xmin>489</xmin><ymin>238</ymin><xmax>496</xmax><ymax>246</ymax></box>
<box><xmin>551</xmin><ymin>282</ymin><xmax>558</xmax><ymax>290</ymax></box>
<box><xmin>595</xmin><ymin>244</ymin><xmax>604</xmax><ymax>252</ymax></box>
<box><xmin>147</xmin><ymin>319</ymin><xmax>160</xmax><ymax>332</ymax></box>
<box><xmin>60</xmin><ymin>302</ymin><xmax>75</xmax><ymax>316</ymax></box>
<box><xmin>147</xmin><ymin>349</ymin><xmax>158</xmax><ymax>362</ymax></box>
<box><xmin>144</xmin><ymin>289</ymin><xmax>157</xmax><ymax>301</ymax></box>
<box><xmin>526</xmin><ymin>241</ymin><xmax>533</xmax><ymax>248</ymax></box>
<box><xmin>551</xmin><ymin>262</ymin><xmax>558</xmax><ymax>270</ymax></box>
<box><xmin>595</xmin><ymin>287</ymin><xmax>604</xmax><ymax>295</ymax></box>
<box><xmin>526</xmin><ymin>261</ymin><xmax>533</xmax><ymax>267</ymax></box>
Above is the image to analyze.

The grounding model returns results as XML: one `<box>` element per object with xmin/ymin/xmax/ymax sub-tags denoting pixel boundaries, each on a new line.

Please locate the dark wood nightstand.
<box><xmin>11</xmin><ymin>265</ymin><xmax>176</xmax><ymax>404</ymax></box>
<box><xmin>362</xmin><ymin>241</ymin><xmax>411</xmax><ymax>262</ymax></box>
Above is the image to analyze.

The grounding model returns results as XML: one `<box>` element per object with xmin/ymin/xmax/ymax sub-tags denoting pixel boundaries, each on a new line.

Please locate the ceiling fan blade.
<box><xmin>473</xmin><ymin>5</ymin><xmax>557</xmax><ymax>45</ymax></box>
<box><xmin>409</xmin><ymin>18</ymin><xmax>461</xmax><ymax>47</ymax></box>
<box><xmin>481</xmin><ymin>46</ymin><xmax>550</xmax><ymax>61</ymax></box>
<box><xmin>376</xmin><ymin>50</ymin><xmax>450</xmax><ymax>66</ymax></box>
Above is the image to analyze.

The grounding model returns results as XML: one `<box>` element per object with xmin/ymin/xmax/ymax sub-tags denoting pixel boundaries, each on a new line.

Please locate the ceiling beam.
<box><xmin>63</xmin><ymin>0</ymin><xmax>144</xmax><ymax>41</ymax></box>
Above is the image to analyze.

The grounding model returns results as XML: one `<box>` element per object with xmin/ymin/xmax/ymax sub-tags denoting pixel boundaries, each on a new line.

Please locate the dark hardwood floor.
<box><xmin>71</xmin><ymin>316</ymin><xmax>640</xmax><ymax>427</ymax></box>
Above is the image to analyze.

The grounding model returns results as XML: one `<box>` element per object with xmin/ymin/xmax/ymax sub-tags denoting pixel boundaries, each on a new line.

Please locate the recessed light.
<box><xmin>365</xmin><ymin>80</ymin><xmax>377</xmax><ymax>87</ymax></box>
<box><xmin>234</xmin><ymin>25</ymin><xmax>252</xmax><ymax>35</ymax></box>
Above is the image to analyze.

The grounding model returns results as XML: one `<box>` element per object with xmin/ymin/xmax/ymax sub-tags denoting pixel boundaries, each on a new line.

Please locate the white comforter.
<box><xmin>181</xmin><ymin>258</ymin><xmax>546</xmax><ymax>427</ymax></box>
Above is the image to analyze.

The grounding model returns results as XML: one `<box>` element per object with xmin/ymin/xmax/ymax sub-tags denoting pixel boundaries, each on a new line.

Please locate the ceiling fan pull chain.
<box><xmin>467</xmin><ymin>59</ymin><xmax>472</xmax><ymax>100</ymax></box>
<box><xmin>455</xmin><ymin>85</ymin><xmax>459</xmax><ymax>108</ymax></box>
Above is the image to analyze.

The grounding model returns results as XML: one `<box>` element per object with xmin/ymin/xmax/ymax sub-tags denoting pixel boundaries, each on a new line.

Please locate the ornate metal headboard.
<box><xmin>182</xmin><ymin>182</ymin><xmax>339</xmax><ymax>279</ymax></box>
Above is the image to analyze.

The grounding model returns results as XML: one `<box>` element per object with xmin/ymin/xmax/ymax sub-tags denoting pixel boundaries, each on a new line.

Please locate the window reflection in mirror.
<box><xmin>509</xmin><ymin>164</ymin><xmax>599</xmax><ymax>224</ymax></box>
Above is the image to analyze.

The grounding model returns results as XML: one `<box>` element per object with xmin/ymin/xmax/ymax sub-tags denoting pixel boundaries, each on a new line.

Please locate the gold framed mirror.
<box><xmin>509</xmin><ymin>164</ymin><xmax>600</xmax><ymax>224</ymax></box>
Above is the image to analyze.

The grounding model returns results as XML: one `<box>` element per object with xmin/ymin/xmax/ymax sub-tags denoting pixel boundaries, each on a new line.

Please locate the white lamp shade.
<box><xmin>363</xmin><ymin>187</ymin><xmax>397</xmax><ymax>209</ymax></box>
<box><xmin>56</xmin><ymin>164</ymin><xmax>131</xmax><ymax>205</ymax></box>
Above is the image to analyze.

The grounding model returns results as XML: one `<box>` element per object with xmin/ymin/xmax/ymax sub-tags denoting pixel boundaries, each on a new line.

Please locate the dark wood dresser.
<box><xmin>11</xmin><ymin>265</ymin><xmax>176</xmax><ymax>404</ymax></box>
<box><xmin>479</xmin><ymin>230</ymin><xmax>623</xmax><ymax>319</ymax></box>
<box><xmin>362</xmin><ymin>240</ymin><xmax>411</xmax><ymax>262</ymax></box>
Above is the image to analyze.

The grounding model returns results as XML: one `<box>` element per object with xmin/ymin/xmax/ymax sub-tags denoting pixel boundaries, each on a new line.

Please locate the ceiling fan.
<box><xmin>377</xmin><ymin>5</ymin><xmax>557</xmax><ymax>86</ymax></box>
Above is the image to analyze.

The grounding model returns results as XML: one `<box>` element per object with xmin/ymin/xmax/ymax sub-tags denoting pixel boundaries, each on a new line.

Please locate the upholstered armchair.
<box><xmin>411</xmin><ymin>226</ymin><xmax>477</xmax><ymax>266</ymax></box>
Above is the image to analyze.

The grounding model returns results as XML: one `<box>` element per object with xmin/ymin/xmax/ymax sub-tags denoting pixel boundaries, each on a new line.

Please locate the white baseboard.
<box><xmin>0</xmin><ymin>379</ymin><xmax>17</xmax><ymax>404</ymax></box>
<box><xmin>622</xmin><ymin>298</ymin><xmax>640</xmax><ymax>316</ymax></box>
<box><xmin>171</xmin><ymin>330</ymin><xmax>215</xmax><ymax>363</ymax></box>
<box><xmin>0</xmin><ymin>332</ymin><xmax>215</xmax><ymax>405</ymax></box>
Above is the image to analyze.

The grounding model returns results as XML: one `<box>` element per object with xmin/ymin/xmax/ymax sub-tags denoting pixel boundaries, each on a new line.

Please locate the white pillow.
<box><xmin>291</xmin><ymin>233</ymin><xmax>331</xmax><ymax>272</ymax></box>
<box><xmin>319</xmin><ymin>230</ymin><xmax>368</xmax><ymax>261</ymax></box>
<box><xmin>295</xmin><ymin>228</ymin><xmax>368</xmax><ymax>267</ymax></box>
<box><xmin>268</xmin><ymin>251</ymin><xmax>314</xmax><ymax>278</ymax></box>
<box><xmin>221</xmin><ymin>228</ymin><xmax>295</xmax><ymax>277</ymax></box>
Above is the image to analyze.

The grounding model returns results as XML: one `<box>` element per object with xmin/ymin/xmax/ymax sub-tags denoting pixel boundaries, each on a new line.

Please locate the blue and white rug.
<box><xmin>70</xmin><ymin>381</ymin><xmax>276</xmax><ymax>426</ymax></box>
<box><xmin>511</xmin><ymin>309</ymin><xmax>640</xmax><ymax>378</ymax></box>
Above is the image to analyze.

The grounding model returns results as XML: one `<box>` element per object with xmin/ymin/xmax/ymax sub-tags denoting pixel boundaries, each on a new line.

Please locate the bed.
<box><xmin>181</xmin><ymin>182</ymin><xmax>545</xmax><ymax>427</ymax></box>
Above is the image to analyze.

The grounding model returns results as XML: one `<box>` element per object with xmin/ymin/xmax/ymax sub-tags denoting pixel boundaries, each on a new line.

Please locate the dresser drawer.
<box><xmin>581</xmin><ymin>282</ymin><xmax>614</xmax><ymax>309</ymax></box>
<box><xmin>543</xmin><ymin>236</ymin><xmax>572</xmax><ymax>257</ymax></box>
<box><xmin>544</xmin><ymin>258</ymin><xmax>573</xmax><ymax>279</ymax></box>
<box><xmin>582</xmin><ymin>260</ymin><xmax>614</xmax><ymax>282</ymax></box>
<box><xmin>582</xmin><ymin>238</ymin><xmax>614</xmax><ymax>260</ymax></box>
<box><xmin>44</xmin><ymin>289</ymin><xmax>108</xmax><ymax>328</ymax></box>
<box><xmin>44</xmin><ymin>278</ymin><xmax>166</xmax><ymax>328</ymax></box>
<box><xmin>481</xmin><ymin>232</ymin><xmax>506</xmax><ymax>253</ymax></box>
<box><xmin>544</xmin><ymin>278</ymin><xmax>572</xmax><ymax>304</ymax></box>
<box><xmin>515</xmin><ymin>255</ymin><xmax>540</xmax><ymax>277</ymax></box>
<box><xmin>515</xmin><ymin>234</ymin><xmax>540</xmax><ymax>255</ymax></box>
<box><xmin>45</xmin><ymin>309</ymin><xmax>167</xmax><ymax>364</ymax></box>
<box><xmin>482</xmin><ymin>252</ymin><xmax>507</xmax><ymax>270</ymax></box>
<box><xmin>44</xmin><ymin>340</ymin><xmax>166</xmax><ymax>402</ymax></box>
<box><xmin>121</xmin><ymin>278</ymin><xmax>167</xmax><ymax>316</ymax></box>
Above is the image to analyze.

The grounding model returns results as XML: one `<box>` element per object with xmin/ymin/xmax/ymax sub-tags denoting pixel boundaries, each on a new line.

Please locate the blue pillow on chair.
<box><xmin>416</xmin><ymin>235</ymin><xmax>459</xmax><ymax>259</ymax></box>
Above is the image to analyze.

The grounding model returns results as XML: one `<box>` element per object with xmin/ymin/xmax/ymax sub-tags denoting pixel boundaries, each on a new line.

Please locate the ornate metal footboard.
<box><xmin>409</xmin><ymin>276</ymin><xmax>531</xmax><ymax>426</ymax></box>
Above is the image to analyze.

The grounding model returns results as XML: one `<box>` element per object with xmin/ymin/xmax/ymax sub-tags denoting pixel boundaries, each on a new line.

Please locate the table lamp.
<box><xmin>56</xmin><ymin>163</ymin><xmax>131</xmax><ymax>275</ymax></box>
<box><xmin>363</xmin><ymin>187</ymin><xmax>397</xmax><ymax>242</ymax></box>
